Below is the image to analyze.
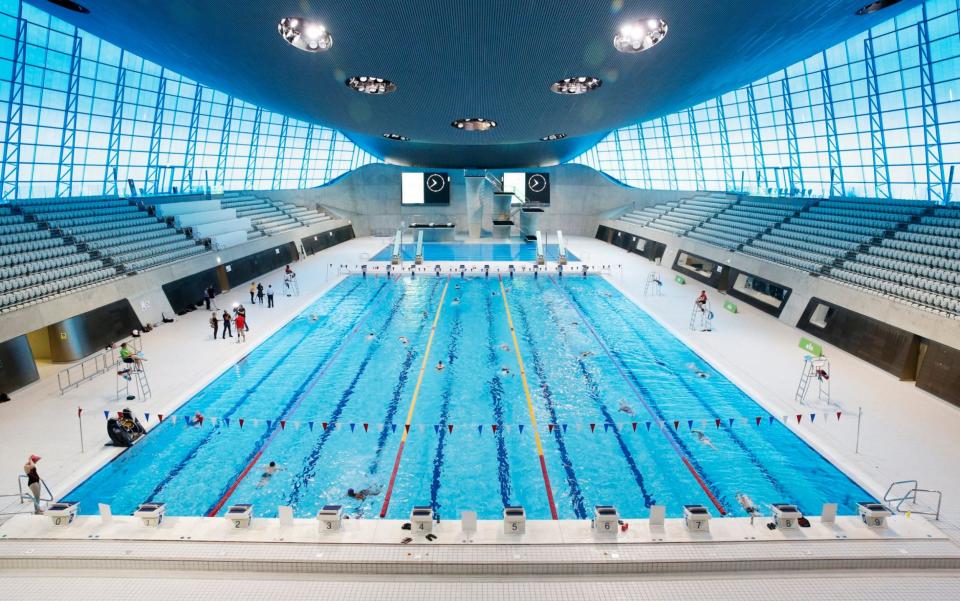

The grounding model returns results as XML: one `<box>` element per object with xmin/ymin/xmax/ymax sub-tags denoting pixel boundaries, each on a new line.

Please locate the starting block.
<box><xmin>317</xmin><ymin>505</ymin><xmax>343</xmax><ymax>532</ymax></box>
<box><xmin>134</xmin><ymin>502</ymin><xmax>166</xmax><ymax>527</ymax></box>
<box><xmin>772</xmin><ymin>503</ymin><xmax>802</xmax><ymax>530</ymax></box>
<box><xmin>503</xmin><ymin>506</ymin><xmax>526</xmax><ymax>534</ymax></box>
<box><xmin>858</xmin><ymin>502</ymin><xmax>892</xmax><ymax>529</ymax></box>
<box><xmin>683</xmin><ymin>504</ymin><xmax>710</xmax><ymax>532</ymax></box>
<box><xmin>592</xmin><ymin>505</ymin><xmax>619</xmax><ymax>533</ymax></box>
<box><xmin>46</xmin><ymin>501</ymin><xmax>79</xmax><ymax>527</ymax></box>
<box><xmin>226</xmin><ymin>504</ymin><xmax>253</xmax><ymax>529</ymax></box>
<box><xmin>411</xmin><ymin>505</ymin><xmax>434</xmax><ymax>534</ymax></box>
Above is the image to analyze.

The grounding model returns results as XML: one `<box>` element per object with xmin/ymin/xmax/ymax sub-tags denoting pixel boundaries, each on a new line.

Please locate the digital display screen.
<box><xmin>401</xmin><ymin>172</ymin><xmax>450</xmax><ymax>205</ymax></box>
<box><xmin>502</xmin><ymin>172</ymin><xmax>549</xmax><ymax>205</ymax></box>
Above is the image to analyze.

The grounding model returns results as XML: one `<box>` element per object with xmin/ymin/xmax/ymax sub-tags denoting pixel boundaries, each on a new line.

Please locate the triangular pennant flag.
<box><xmin>782</xmin><ymin>415</ymin><xmax>788</xmax><ymax>424</ymax></box>
<box><xmin>239</xmin><ymin>418</ymin><xmax>244</xmax><ymax>428</ymax></box>
<box><xmin>548</xmin><ymin>424</ymin><xmax>555</xmax><ymax>433</ymax></box>
<box><xmin>715</xmin><ymin>418</ymin><xmax>721</xmax><ymax>429</ymax></box>
<box><xmin>632</xmin><ymin>422</ymin><xmax>638</xmax><ymax>432</ymax></box>
<box><xmin>603</xmin><ymin>423</ymin><xmax>610</xmax><ymax>433</ymax></box>
<box><xmin>350</xmin><ymin>423</ymin><xmax>356</xmax><ymax>432</ymax></box>
<box><xmin>645</xmin><ymin>421</ymin><xmax>652</xmax><ymax>431</ymax></box>
<box><xmin>308</xmin><ymin>421</ymin><xmax>314</xmax><ymax>431</ymax></box>
<box><xmin>728</xmin><ymin>418</ymin><xmax>735</xmax><ymax>427</ymax></box>
<box><xmin>755</xmin><ymin>416</ymin><xmax>762</xmax><ymax>426</ymax></box>
<box><xmin>197</xmin><ymin>415</ymin><xmax>204</xmax><ymax>426</ymax></box>
<box><xmin>491</xmin><ymin>424</ymin><xmax>498</xmax><ymax>433</ymax></box>
<box><xmin>448</xmin><ymin>424</ymin><xmax>454</xmax><ymax>434</ymax></box>
<box><xmin>118</xmin><ymin>411</ymin><xmax>124</xmax><ymax>419</ymax></box>
<box><xmin>322</xmin><ymin>422</ymin><xmax>328</xmax><ymax>430</ymax></box>
<box><xmin>170</xmin><ymin>415</ymin><xmax>177</xmax><ymax>425</ymax></box>
<box><xmin>809</xmin><ymin>413</ymin><xmax>816</xmax><ymax>423</ymax></box>
<box><xmin>687</xmin><ymin>420</ymin><xmax>693</xmax><ymax>430</ymax></box>
<box><xmin>562</xmin><ymin>424</ymin><xmax>568</xmax><ymax>433</ymax></box>
<box><xmin>209</xmin><ymin>417</ymin><xmax>217</xmax><ymax>427</ymax></box>
<box><xmin>294</xmin><ymin>421</ymin><xmax>300</xmax><ymax>431</ymax></box>
<box><xmin>403</xmin><ymin>424</ymin><xmax>409</xmax><ymax>433</ymax></box>
<box><xmin>223</xmin><ymin>417</ymin><xmax>230</xmax><ymax>427</ymax></box>
<box><xmin>252</xmin><ymin>419</ymin><xmax>260</xmax><ymax>427</ymax></box>
<box><xmin>417</xmin><ymin>423</ymin><xmax>425</xmax><ymax>432</ymax></box>
<box><xmin>822</xmin><ymin>412</ymin><xmax>828</xmax><ymax>423</ymax></box>
<box><xmin>144</xmin><ymin>413</ymin><xmax>151</xmax><ymax>422</ymax></box>
<box><xmin>265</xmin><ymin>419</ymin><xmax>272</xmax><ymax>429</ymax></box>
<box><xmin>768</xmin><ymin>416</ymin><xmax>775</xmax><ymax>425</ymax></box>
<box><xmin>363</xmin><ymin>423</ymin><xmax>368</xmax><ymax>432</ymax></box>
<box><xmin>796</xmin><ymin>414</ymin><xmax>802</xmax><ymax>424</ymax></box>
<box><xmin>742</xmin><ymin>417</ymin><xmax>749</xmax><ymax>426</ymax></box>
<box><xmin>477</xmin><ymin>424</ymin><xmax>483</xmax><ymax>435</ymax></box>
<box><xmin>590</xmin><ymin>423</ymin><xmax>596</xmax><ymax>433</ymax></box>
<box><xmin>104</xmin><ymin>410</ymin><xmax>110</xmax><ymax>420</ymax></box>
<box><xmin>518</xmin><ymin>424</ymin><xmax>524</xmax><ymax>434</ymax></box>
<box><xmin>836</xmin><ymin>411</ymin><xmax>842</xmax><ymax>421</ymax></box>
<box><xmin>158</xmin><ymin>414</ymin><xmax>164</xmax><ymax>422</ymax></box>
<box><xmin>280</xmin><ymin>420</ymin><xmax>286</xmax><ymax>430</ymax></box>
<box><xmin>434</xmin><ymin>424</ymin><xmax>440</xmax><ymax>434</ymax></box>
<box><xmin>391</xmin><ymin>423</ymin><xmax>397</xmax><ymax>432</ymax></box>
<box><xmin>673</xmin><ymin>420</ymin><xmax>679</xmax><ymax>430</ymax></box>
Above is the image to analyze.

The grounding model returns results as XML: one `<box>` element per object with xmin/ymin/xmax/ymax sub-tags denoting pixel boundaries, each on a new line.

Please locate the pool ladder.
<box><xmin>884</xmin><ymin>480</ymin><xmax>942</xmax><ymax>520</ymax></box>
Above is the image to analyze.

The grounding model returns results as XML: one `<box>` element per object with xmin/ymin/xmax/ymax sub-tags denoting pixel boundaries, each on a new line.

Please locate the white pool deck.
<box><xmin>1</xmin><ymin>235</ymin><xmax>959</xmax><ymax>598</ymax></box>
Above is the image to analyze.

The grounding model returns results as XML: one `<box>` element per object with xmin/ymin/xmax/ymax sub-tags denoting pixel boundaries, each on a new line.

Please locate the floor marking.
<box><xmin>498</xmin><ymin>274</ymin><xmax>559</xmax><ymax>520</ymax></box>
<box><xmin>379</xmin><ymin>276</ymin><xmax>451</xmax><ymax>518</ymax></box>
<box><xmin>548</xmin><ymin>275</ymin><xmax>727</xmax><ymax>516</ymax></box>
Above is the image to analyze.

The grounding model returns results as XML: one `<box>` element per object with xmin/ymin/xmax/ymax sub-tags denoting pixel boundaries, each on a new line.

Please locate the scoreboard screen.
<box><xmin>401</xmin><ymin>172</ymin><xmax>450</xmax><ymax>205</ymax></box>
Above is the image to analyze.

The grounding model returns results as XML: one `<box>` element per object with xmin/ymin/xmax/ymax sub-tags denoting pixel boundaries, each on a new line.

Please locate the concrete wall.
<box><xmin>267</xmin><ymin>163</ymin><xmax>687</xmax><ymax>238</ymax></box>
<box><xmin>602</xmin><ymin>219</ymin><xmax>960</xmax><ymax>351</ymax></box>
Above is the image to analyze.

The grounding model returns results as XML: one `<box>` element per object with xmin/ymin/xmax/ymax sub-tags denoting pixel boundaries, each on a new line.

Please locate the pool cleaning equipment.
<box><xmin>857</xmin><ymin>502</ymin><xmax>892</xmax><ymax>528</ymax></box>
<box><xmin>557</xmin><ymin>230</ymin><xmax>567</xmax><ymax>265</ymax></box>
<box><xmin>415</xmin><ymin>231</ymin><xmax>424</xmax><ymax>265</ymax></box>
<box><xmin>225</xmin><ymin>504</ymin><xmax>253</xmax><ymax>528</ymax></box>
<box><xmin>106</xmin><ymin>408</ymin><xmax>146</xmax><ymax>447</ymax></box>
<box><xmin>46</xmin><ymin>501</ymin><xmax>79</xmax><ymax>526</ymax></box>
<box><xmin>411</xmin><ymin>506</ymin><xmax>435</xmax><ymax>534</ymax></box>
<box><xmin>503</xmin><ymin>505</ymin><xmax>526</xmax><ymax>534</ymax></box>
<box><xmin>592</xmin><ymin>505</ymin><xmax>619</xmax><ymax>533</ymax></box>
<box><xmin>391</xmin><ymin>230</ymin><xmax>402</xmax><ymax>265</ymax></box>
<box><xmin>317</xmin><ymin>504</ymin><xmax>343</xmax><ymax>532</ymax></box>
<box><xmin>772</xmin><ymin>503</ymin><xmax>802</xmax><ymax>530</ymax></box>
<box><xmin>535</xmin><ymin>230</ymin><xmax>545</xmax><ymax>265</ymax></box>
<box><xmin>683</xmin><ymin>504</ymin><xmax>711</xmax><ymax>532</ymax></box>
<box><xmin>134</xmin><ymin>502</ymin><xmax>166</xmax><ymax>527</ymax></box>
<box><xmin>795</xmin><ymin>355</ymin><xmax>831</xmax><ymax>404</ymax></box>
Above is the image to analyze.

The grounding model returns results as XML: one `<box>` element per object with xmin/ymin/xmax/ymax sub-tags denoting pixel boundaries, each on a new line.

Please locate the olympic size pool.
<box><xmin>65</xmin><ymin>274</ymin><xmax>871</xmax><ymax>520</ymax></box>
<box><xmin>371</xmin><ymin>242</ymin><xmax>576</xmax><ymax>262</ymax></box>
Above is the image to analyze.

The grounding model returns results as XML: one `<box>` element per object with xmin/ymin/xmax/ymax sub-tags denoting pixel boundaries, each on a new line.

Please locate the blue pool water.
<box><xmin>371</xmin><ymin>242</ymin><xmax>576</xmax><ymax>262</ymax></box>
<box><xmin>66</xmin><ymin>275</ymin><xmax>871</xmax><ymax>520</ymax></box>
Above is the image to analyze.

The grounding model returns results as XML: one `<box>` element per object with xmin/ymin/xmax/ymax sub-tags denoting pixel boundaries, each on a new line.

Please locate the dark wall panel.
<box><xmin>916</xmin><ymin>341</ymin><xmax>960</xmax><ymax>408</ymax></box>
<box><xmin>47</xmin><ymin>299</ymin><xmax>143</xmax><ymax>362</ymax></box>
<box><xmin>796</xmin><ymin>297</ymin><xmax>920</xmax><ymax>379</ymax></box>
<box><xmin>223</xmin><ymin>242</ymin><xmax>299</xmax><ymax>289</ymax></box>
<box><xmin>672</xmin><ymin>249</ymin><xmax>730</xmax><ymax>291</ymax></box>
<box><xmin>595</xmin><ymin>225</ymin><xmax>666</xmax><ymax>261</ymax></box>
<box><xmin>726</xmin><ymin>267</ymin><xmax>792</xmax><ymax>318</ymax></box>
<box><xmin>0</xmin><ymin>335</ymin><xmax>40</xmax><ymax>393</ymax></box>
<box><xmin>162</xmin><ymin>266</ymin><xmax>221</xmax><ymax>315</ymax></box>
<box><xmin>301</xmin><ymin>225</ymin><xmax>355</xmax><ymax>255</ymax></box>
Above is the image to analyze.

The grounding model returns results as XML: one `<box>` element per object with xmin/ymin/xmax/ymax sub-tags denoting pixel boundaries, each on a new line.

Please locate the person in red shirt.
<box><xmin>235</xmin><ymin>313</ymin><xmax>246</xmax><ymax>343</ymax></box>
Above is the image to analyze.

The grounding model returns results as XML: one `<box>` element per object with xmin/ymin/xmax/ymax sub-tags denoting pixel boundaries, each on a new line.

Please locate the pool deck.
<box><xmin>2</xmin><ymin>235</ymin><xmax>960</xmax><ymax>598</ymax></box>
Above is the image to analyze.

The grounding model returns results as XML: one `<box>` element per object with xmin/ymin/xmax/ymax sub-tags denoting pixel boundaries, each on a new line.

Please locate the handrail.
<box><xmin>16</xmin><ymin>474</ymin><xmax>54</xmax><ymax>507</ymax></box>
<box><xmin>57</xmin><ymin>335</ymin><xmax>142</xmax><ymax>395</ymax></box>
<box><xmin>883</xmin><ymin>479</ymin><xmax>942</xmax><ymax>520</ymax></box>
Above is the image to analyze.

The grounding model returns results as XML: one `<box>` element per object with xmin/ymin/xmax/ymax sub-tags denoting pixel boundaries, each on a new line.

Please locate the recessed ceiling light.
<box><xmin>46</xmin><ymin>0</ymin><xmax>89</xmax><ymax>12</ymax></box>
<box><xmin>346</xmin><ymin>76</ymin><xmax>396</xmax><ymax>95</ymax></box>
<box><xmin>383</xmin><ymin>133</ymin><xmax>409</xmax><ymax>141</ymax></box>
<box><xmin>451</xmin><ymin>118</ymin><xmax>497</xmax><ymax>132</ymax></box>
<box><xmin>614</xmin><ymin>19</ymin><xmax>668</xmax><ymax>53</ymax></box>
<box><xmin>540</xmin><ymin>133</ymin><xmax>567</xmax><ymax>141</ymax></box>
<box><xmin>856</xmin><ymin>0</ymin><xmax>903</xmax><ymax>15</ymax></box>
<box><xmin>277</xmin><ymin>17</ymin><xmax>333</xmax><ymax>52</ymax></box>
<box><xmin>550</xmin><ymin>77</ymin><xmax>602</xmax><ymax>95</ymax></box>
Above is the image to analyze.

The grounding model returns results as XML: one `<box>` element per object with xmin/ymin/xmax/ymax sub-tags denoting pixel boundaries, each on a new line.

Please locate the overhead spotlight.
<box><xmin>46</xmin><ymin>0</ymin><xmax>90</xmax><ymax>12</ymax></box>
<box><xmin>278</xmin><ymin>17</ymin><xmax>333</xmax><ymax>52</ymax></box>
<box><xmin>540</xmin><ymin>133</ymin><xmax>567</xmax><ymax>141</ymax></box>
<box><xmin>383</xmin><ymin>133</ymin><xmax>410</xmax><ymax>141</ymax></box>
<box><xmin>856</xmin><ymin>0</ymin><xmax>903</xmax><ymax>15</ymax></box>
<box><xmin>550</xmin><ymin>76</ymin><xmax>602</xmax><ymax>95</ymax></box>
<box><xmin>614</xmin><ymin>18</ymin><xmax>668</xmax><ymax>53</ymax></box>
<box><xmin>451</xmin><ymin>118</ymin><xmax>497</xmax><ymax>131</ymax></box>
<box><xmin>346</xmin><ymin>76</ymin><xmax>397</xmax><ymax>95</ymax></box>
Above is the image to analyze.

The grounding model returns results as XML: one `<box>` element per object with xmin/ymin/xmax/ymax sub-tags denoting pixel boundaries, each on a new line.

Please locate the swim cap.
<box><xmin>347</xmin><ymin>488</ymin><xmax>355</xmax><ymax>496</ymax></box>
<box><xmin>269</xmin><ymin>461</ymin><xmax>276</xmax><ymax>467</ymax></box>
<box><xmin>30</xmin><ymin>455</ymin><xmax>40</xmax><ymax>462</ymax></box>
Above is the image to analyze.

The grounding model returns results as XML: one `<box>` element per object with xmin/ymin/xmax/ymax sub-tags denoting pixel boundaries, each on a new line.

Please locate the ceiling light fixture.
<box><xmin>277</xmin><ymin>17</ymin><xmax>333</xmax><ymax>52</ymax></box>
<box><xmin>451</xmin><ymin>118</ymin><xmax>497</xmax><ymax>132</ymax></box>
<box><xmin>856</xmin><ymin>0</ymin><xmax>903</xmax><ymax>15</ymax></box>
<box><xmin>613</xmin><ymin>18</ymin><xmax>668</xmax><ymax>53</ymax></box>
<box><xmin>382</xmin><ymin>133</ymin><xmax>409</xmax><ymax>141</ymax></box>
<box><xmin>540</xmin><ymin>133</ymin><xmax>567</xmax><ymax>141</ymax></box>
<box><xmin>550</xmin><ymin>77</ymin><xmax>602</xmax><ymax>95</ymax></box>
<box><xmin>346</xmin><ymin>76</ymin><xmax>396</xmax><ymax>95</ymax></box>
<box><xmin>46</xmin><ymin>0</ymin><xmax>89</xmax><ymax>13</ymax></box>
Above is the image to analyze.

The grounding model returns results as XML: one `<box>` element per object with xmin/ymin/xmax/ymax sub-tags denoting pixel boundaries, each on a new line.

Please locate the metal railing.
<box><xmin>0</xmin><ymin>476</ymin><xmax>54</xmax><ymax>518</ymax></box>
<box><xmin>57</xmin><ymin>335</ymin><xmax>142</xmax><ymax>395</ymax></box>
<box><xmin>884</xmin><ymin>479</ymin><xmax>942</xmax><ymax>520</ymax></box>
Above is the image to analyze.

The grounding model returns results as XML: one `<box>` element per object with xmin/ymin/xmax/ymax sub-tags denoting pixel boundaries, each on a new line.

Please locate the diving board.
<box><xmin>415</xmin><ymin>230</ymin><xmax>424</xmax><ymax>265</ymax></box>
<box><xmin>391</xmin><ymin>230</ymin><xmax>402</xmax><ymax>265</ymax></box>
<box><xmin>556</xmin><ymin>230</ymin><xmax>567</xmax><ymax>265</ymax></box>
<box><xmin>535</xmin><ymin>230</ymin><xmax>545</xmax><ymax>265</ymax></box>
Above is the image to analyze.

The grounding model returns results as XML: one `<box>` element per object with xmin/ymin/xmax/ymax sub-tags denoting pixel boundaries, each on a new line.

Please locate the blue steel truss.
<box><xmin>918</xmin><ymin>13</ymin><xmax>946</xmax><ymax>203</ymax></box>
<box><xmin>661</xmin><ymin>117</ymin><xmax>677</xmax><ymax>190</ymax></box>
<box><xmin>612</xmin><ymin>128</ymin><xmax>628</xmax><ymax>182</ymax></box>
<box><xmin>272</xmin><ymin>116</ymin><xmax>289</xmax><ymax>189</ymax></box>
<box><xmin>244</xmin><ymin>106</ymin><xmax>263</xmax><ymax>190</ymax></box>
<box><xmin>298</xmin><ymin>123</ymin><xmax>314</xmax><ymax>189</ymax></box>
<box><xmin>715</xmin><ymin>97</ymin><xmax>734</xmax><ymax>192</ymax></box>
<box><xmin>322</xmin><ymin>132</ymin><xmax>336</xmax><ymax>182</ymax></box>
<box><xmin>686</xmin><ymin>107</ymin><xmax>705</xmax><ymax>190</ymax></box>
<box><xmin>864</xmin><ymin>31</ymin><xmax>891</xmax><ymax>199</ymax></box>
<box><xmin>780</xmin><ymin>70</ymin><xmax>803</xmax><ymax>196</ymax></box>
<box><xmin>182</xmin><ymin>84</ymin><xmax>203</xmax><ymax>192</ymax></box>
<box><xmin>145</xmin><ymin>69</ymin><xmax>167</xmax><ymax>195</ymax></box>
<box><xmin>55</xmin><ymin>30</ymin><xmax>82</xmax><ymax>198</ymax></box>
<box><xmin>820</xmin><ymin>50</ymin><xmax>844</xmax><ymax>198</ymax></box>
<box><xmin>0</xmin><ymin>12</ymin><xmax>26</xmax><ymax>201</ymax></box>
<box><xmin>635</xmin><ymin>124</ymin><xmax>652</xmax><ymax>189</ymax></box>
<box><xmin>215</xmin><ymin>96</ymin><xmax>234</xmax><ymax>187</ymax></box>
<box><xmin>746</xmin><ymin>84</ymin><xmax>767</xmax><ymax>190</ymax></box>
<box><xmin>104</xmin><ymin>50</ymin><xmax>126</xmax><ymax>197</ymax></box>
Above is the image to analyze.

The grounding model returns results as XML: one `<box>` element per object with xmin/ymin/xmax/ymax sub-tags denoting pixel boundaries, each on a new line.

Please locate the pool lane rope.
<box><xmin>497</xmin><ymin>274</ymin><xmax>560</xmax><ymax>520</ymax></box>
<box><xmin>548</xmin><ymin>276</ymin><xmax>727</xmax><ymax>516</ymax></box>
<box><xmin>379</xmin><ymin>276</ymin><xmax>451</xmax><ymax>518</ymax></box>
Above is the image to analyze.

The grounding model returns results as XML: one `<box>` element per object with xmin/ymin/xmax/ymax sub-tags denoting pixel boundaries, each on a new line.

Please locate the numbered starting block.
<box><xmin>772</xmin><ymin>503</ymin><xmax>802</xmax><ymax>530</ymax></box>
<box><xmin>683</xmin><ymin>504</ymin><xmax>711</xmax><ymax>532</ymax></box>
<box><xmin>435</xmin><ymin>264</ymin><xmax>442</xmax><ymax>277</ymax></box>
<box><xmin>503</xmin><ymin>506</ymin><xmax>526</xmax><ymax>534</ymax></box>
<box><xmin>317</xmin><ymin>504</ymin><xmax>343</xmax><ymax>532</ymax></box>
<box><xmin>46</xmin><ymin>501</ymin><xmax>79</xmax><ymax>527</ymax></box>
<box><xmin>134</xmin><ymin>502</ymin><xmax>166</xmax><ymax>527</ymax></box>
<box><xmin>361</xmin><ymin>264</ymin><xmax>368</xmax><ymax>278</ymax></box>
<box><xmin>225</xmin><ymin>504</ymin><xmax>253</xmax><ymax>529</ymax></box>
<box><xmin>858</xmin><ymin>502</ymin><xmax>892</xmax><ymax>529</ymax></box>
<box><xmin>592</xmin><ymin>505</ymin><xmax>619</xmax><ymax>534</ymax></box>
<box><xmin>411</xmin><ymin>505</ymin><xmax>434</xmax><ymax>534</ymax></box>
<box><xmin>508</xmin><ymin>264</ymin><xmax>515</xmax><ymax>278</ymax></box>
<box><xmin>582</xmin><ymin>265</ymin><xmax>589</xmax><ymax>277</ymax></box>
<box><xmin>557</xmin><ymin>264</ymin><xmax>564</xmax><ymax>278</ymax></box>
<box><xmin>460</xmin><ymin>264</ymin><xmax>466</xmax><ymax>278</ymax></box>
<box><xmin>483</xmin><ymin>265</ymin><xmax>490</xmax><ymax>278</ymax></box>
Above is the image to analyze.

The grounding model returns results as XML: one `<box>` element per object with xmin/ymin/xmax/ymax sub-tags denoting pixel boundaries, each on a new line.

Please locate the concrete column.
<box><xmin>464</xmin><ymin>176</ymin><xmax>485</xmax><ymax>239</ymax></box>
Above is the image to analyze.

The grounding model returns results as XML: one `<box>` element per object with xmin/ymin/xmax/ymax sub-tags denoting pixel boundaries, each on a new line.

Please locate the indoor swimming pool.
<box><xmin>371</xmin><ymin>242</ymin><xmax>576</xmax><ymax>262</ymax></box>
<box><xmin>65</xmin><ymin>274</ymin><xmax>871</xmax><ymax>520</ymax></box>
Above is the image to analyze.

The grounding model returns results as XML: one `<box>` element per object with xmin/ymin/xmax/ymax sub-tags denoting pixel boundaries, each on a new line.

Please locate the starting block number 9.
<box><xmin>873</xmin><ymin>518</ymin><xmax>883</xmax><ymax>526</ymax></box>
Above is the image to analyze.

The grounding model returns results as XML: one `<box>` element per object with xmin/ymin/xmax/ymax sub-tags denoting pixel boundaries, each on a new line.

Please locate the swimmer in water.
<box><xmin>422</xmin><ymin>310</ymin><xmax>429</xmax><ymax>318</ymax></box>
<box><xmin>571</xmin><ymin>321</ymin><xmax>579</xmax><ymax>326</ymax></box>
<box><xmin>308</xmin><ymin>313</ymin><xmax>319</xmax><ymax>322</ymax></box>
<box><xmin>691</xmin><ymin>429</ymin><xmax>717</xmax><ymax>450</ymax></box>
<box><xmin>452</xmin><ymin>297</ymin><xmax>460</xmax><ymax>304</ymax></box>
<box><xmin>436</xmin><ymin>360</ymin><xmax>445</xmax><ymax>370</ymax></box>
<box><xmin>347</xmin><ymin>486</ymin><xmax>382</xmax><ymax>501</ymax></box>
<box><xmin>618</xmin><ymin>400</ymin><xmax>635</xmax><ymax>415</ymax></box>
<box><xmin>687</xmin><ymin>363</ymin><xmax>709</xmax><ymax>378</ymax></box>
<box><xmin>500</xmin><ymin>367</ymin><xmax>511</xmax><ymax>376</ymax></box>
<box><xmin>256</xmin><ymin>461</ymin><xmax>283</xmax><ymax>487</ymax></box>
<box><xmin>580</xmin><ymin>351</ymin><xmax>594</xmax><ymax>358</ymax></box>
<box><xmin>499</xmin><ymin>343</ymin><xmax>510</xmax><ymax>352</ymax></box>
<box><xmin>399</xmin><ymin>336</ymin><xmax>409</xmax><ymax>345</ymax></box>
<box><xmin>736</xmin><ymin>492</ymin><xmax>758</xmax><ymax>516</ymax></box>
<box><xmin>365</xmin><ymin>332</ymin><xmax>375</xmax><ymax>341</ymax></box>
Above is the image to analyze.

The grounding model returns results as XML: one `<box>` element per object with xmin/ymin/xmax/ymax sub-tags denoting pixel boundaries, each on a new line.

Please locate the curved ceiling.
<box><xmin>34</xmin><ymin>0</ymin><xmax>919</xmax><ymax>169</ymax></box>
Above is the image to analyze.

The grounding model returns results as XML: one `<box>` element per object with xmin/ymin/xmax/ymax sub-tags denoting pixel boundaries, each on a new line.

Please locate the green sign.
<box><xmin>674</xmin><ymin>275</ymin><xmax>686</xmax><ymax>285</ymax></box>
<box><xmin>799</xmin><ymin>337</ymin><xmax>823</xmax><ymax>356</ymax></box>
<box><xmin>723</xmin><ymin>300</ymin><xmax>738</xmax><ymax>314</ymax></box>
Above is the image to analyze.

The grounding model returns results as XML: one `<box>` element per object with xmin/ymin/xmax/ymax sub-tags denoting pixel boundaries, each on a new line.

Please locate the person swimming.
<box><xmin>436</xmin><ymin>360</ymin><xmax>445</xmax><ymax>371</ymax></box>
<box><xmin>308</xmin><ymin>313</ymin><xmax>319</xmax><ymax>322</ymax></box>
<box><xmin>499</xmin><ymin>343</ymin><xmax>510</xmax><ymax>352</ymax></box>
<box><xmin>399</xmin><ymin>336</ymin><xmax>409</xmax><ymax>345</ymax></box>
<box><xmin>256</xmin><ymin>461</ymin><xmax>282</xmax><ymax>487</ymax></box>
<box><xmin>618</xmin><ymin>400</ymin><xmax>635</xmax><ymax>415</ymax></box>
<box><xmin>687</xmin><ymin>363</ymin><xmax>710</xmax><ymax>378</ymax></box>
<box><xmin>347</xmin><ymin>486</ymin><xmax>381</xmax><ymax>501</ymax></box>
<box><xmin>365</xmin><ymin>332</ymin><xmax>375</xmax><ymax>341</ymax></box>
<box><xmin>580</xmin><ymin>351</ymin><xmax>594</xmax><ymax>358</ymax></box>
<box><xmin>736</xmin><ymin>492</ymin><xmax>758</xmax><ymax>516</ymax></box>
<box><xmin>500</xmin><ymin>367</ymin><xmax>511</xmax><ymax>376</ymax></box>
<box><xmin>691</xmin><ymin>429</ymin><xmax>716</xmax><ymax>449</ymax></box>
<box><xmin>452</xmin><ymin>297</ymin><xmax>460</xmax><ymax>305</ymax></box>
